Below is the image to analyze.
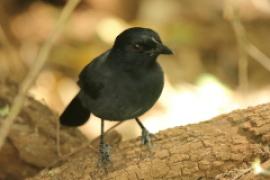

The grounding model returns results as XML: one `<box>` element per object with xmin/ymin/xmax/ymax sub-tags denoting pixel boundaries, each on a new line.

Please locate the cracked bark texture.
<box><xmin>29</xmin><ymin>103</ymin><xmax>270</xmax><ymax>180</ymax></box>
<box><xmin>0</xmin><ymin>80</ymin><xmax>88</xmax><ymax>179</ymax></box>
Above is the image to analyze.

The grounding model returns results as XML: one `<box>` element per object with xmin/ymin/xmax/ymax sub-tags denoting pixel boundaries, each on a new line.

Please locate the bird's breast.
<box><xmin>90</xmin><ymin>66</ymin><xmax>164</xmax><ymax>120</ymax></box>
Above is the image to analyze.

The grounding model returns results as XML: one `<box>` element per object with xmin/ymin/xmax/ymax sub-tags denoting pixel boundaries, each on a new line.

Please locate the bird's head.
<box><xmin>111</xmin><ymin>27</ymin><xmax>173</xmax><ymax>65</ymax></box>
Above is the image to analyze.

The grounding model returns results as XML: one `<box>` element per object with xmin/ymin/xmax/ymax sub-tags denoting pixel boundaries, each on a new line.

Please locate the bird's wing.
<box><xmin>78</xmin><ymin>50</ymin><xmax>110</xmax><ymax>99</ymax></box>
<box><xmin>78</xmin><ymin>77</ymin><xmax>104</xmax><ymax>99</ymax></box>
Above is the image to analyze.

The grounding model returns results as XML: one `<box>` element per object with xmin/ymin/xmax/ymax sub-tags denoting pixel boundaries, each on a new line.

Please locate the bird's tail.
<box><xmin>60</xmin><ymin>93</ymin><xmax>90</xmax><ymax>126</ymax></box>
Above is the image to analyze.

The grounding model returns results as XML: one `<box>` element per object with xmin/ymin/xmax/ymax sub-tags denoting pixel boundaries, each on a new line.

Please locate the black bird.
<box><xmin>60</xmin><ymin>27</ymin><xmax>173</xmax><ymax>163</ymax></box>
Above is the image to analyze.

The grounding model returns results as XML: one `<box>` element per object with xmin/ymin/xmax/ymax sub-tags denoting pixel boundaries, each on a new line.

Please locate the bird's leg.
<box><xmin>99</xmin><ymin>119</ymin><xmax>111</xmax><ymax>165</ymax></box>
<box><xmin>135</xmin><ymin>117</ymin><xmax>152</xmax><ymax>147</ymax></box>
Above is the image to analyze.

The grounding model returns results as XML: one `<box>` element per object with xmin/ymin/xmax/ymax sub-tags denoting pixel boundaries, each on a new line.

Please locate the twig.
<box><xmin>225</xmin><ymin>0</ymin><xmax>270</xmax><ymax>86</ymax></box>
<box><xmin>93</xmin><ymin>121</ymin><xmax>124</xmax><ymax>142</ymax></box>
<box><xmin>57</xmin><ymin>121</ymin><xmax>124</xmax><ymax>159</ymax></box>
<box><xmin>233</xmin><ymin>16</ymin><xmax>270</xmax><ymax>79</ymax></box>
<box><xmin>47</xmin><ymin>121</ymin><xmax>124</xmax><ymax>169</ymax></box>
<box><xmin>246</xmin><ymin>43</ymin><xmax>270</xmax><ymax>72</ymax></box>
<box><xmin>238</xmin><ymin>159</ymin><xmax>270</xmax><ymax>179</ymax></box>
<box><xmin>0</xmin><ymin>0</ymin><xmax>81</xmax><ymax>150</ymax></box>
<box><xmin>232</xmin><ymin>168</ymin><xmax>252</xmax><ymax>180</ymax></box>
<box><xmin>229</xmin><ymin>3</ymin><xmax>249</xmax><ymax>94</ymax></box>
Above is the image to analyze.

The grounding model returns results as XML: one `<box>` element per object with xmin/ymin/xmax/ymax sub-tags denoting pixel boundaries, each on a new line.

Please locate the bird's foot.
<box><xmin>141</xmin><ymin>129</ymin><xmax>153</xmax><ymax>148</ymax></box>
<box><xmin>98</xmin><ymin>143</ymin><xmax>111</xmax><ymax>166</ymax></box>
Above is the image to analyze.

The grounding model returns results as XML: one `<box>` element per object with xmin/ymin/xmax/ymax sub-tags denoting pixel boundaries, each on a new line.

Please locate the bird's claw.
<box><xmin>99</xmin><ymin>143</ymin><xmax>111</xmax><ymax>165</ymax></box>
<box><xmin>141</xmin><ymin>129</ymin><xmax>153</xmax><ymax>148</ymax></box>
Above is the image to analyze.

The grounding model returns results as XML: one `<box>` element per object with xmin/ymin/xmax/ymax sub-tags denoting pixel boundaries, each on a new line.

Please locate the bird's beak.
<box><xmin>158</xmin><ymin>44</ymin><xmax>173</xmax><ymax>55</ymax></box>
<box><xmin>151</xmin><ymin>37</ymin><xmax>173</xmax><ymax>55</ymax></box>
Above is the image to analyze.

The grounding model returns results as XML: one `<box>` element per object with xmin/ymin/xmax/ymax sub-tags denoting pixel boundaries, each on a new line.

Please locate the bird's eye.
<box><xmin>133</xmin><ymin>43</ymin><xmax>143</xmax><ymax>51</ymax></box>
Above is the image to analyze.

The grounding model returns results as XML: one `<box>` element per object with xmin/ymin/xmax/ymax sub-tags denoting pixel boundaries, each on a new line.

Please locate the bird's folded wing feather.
<box><xmin>77</xmin><ymin>51</ymin><xmax>110</xmax><ymax>99</ymax></box>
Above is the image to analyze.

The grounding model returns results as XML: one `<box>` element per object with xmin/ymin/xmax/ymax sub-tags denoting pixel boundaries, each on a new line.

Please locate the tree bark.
<box><xmin>2</xmin><ymin>81</ymin><xmax>270</xmax><ymax>180</ymax></box>
<box><xmin>28</xmin><ymin>102</ymin><xmax>270</xmax><ymax>179</ymax></box>
<box><xmin>0</xmin><ymin>80</ymin><xmax>87</xmax><ymax>179</ymax></box>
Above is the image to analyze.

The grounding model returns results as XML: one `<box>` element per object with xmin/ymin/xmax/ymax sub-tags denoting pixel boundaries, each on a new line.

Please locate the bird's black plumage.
<box><xmin>59</xmin><ymin>94</ymin><xmax>90</xmax><ymax>126</ymax></box>
<box><xmin>60</xmin><ymin>27</ymin><xmax>172</xmax><ymax>163</ymax></box>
